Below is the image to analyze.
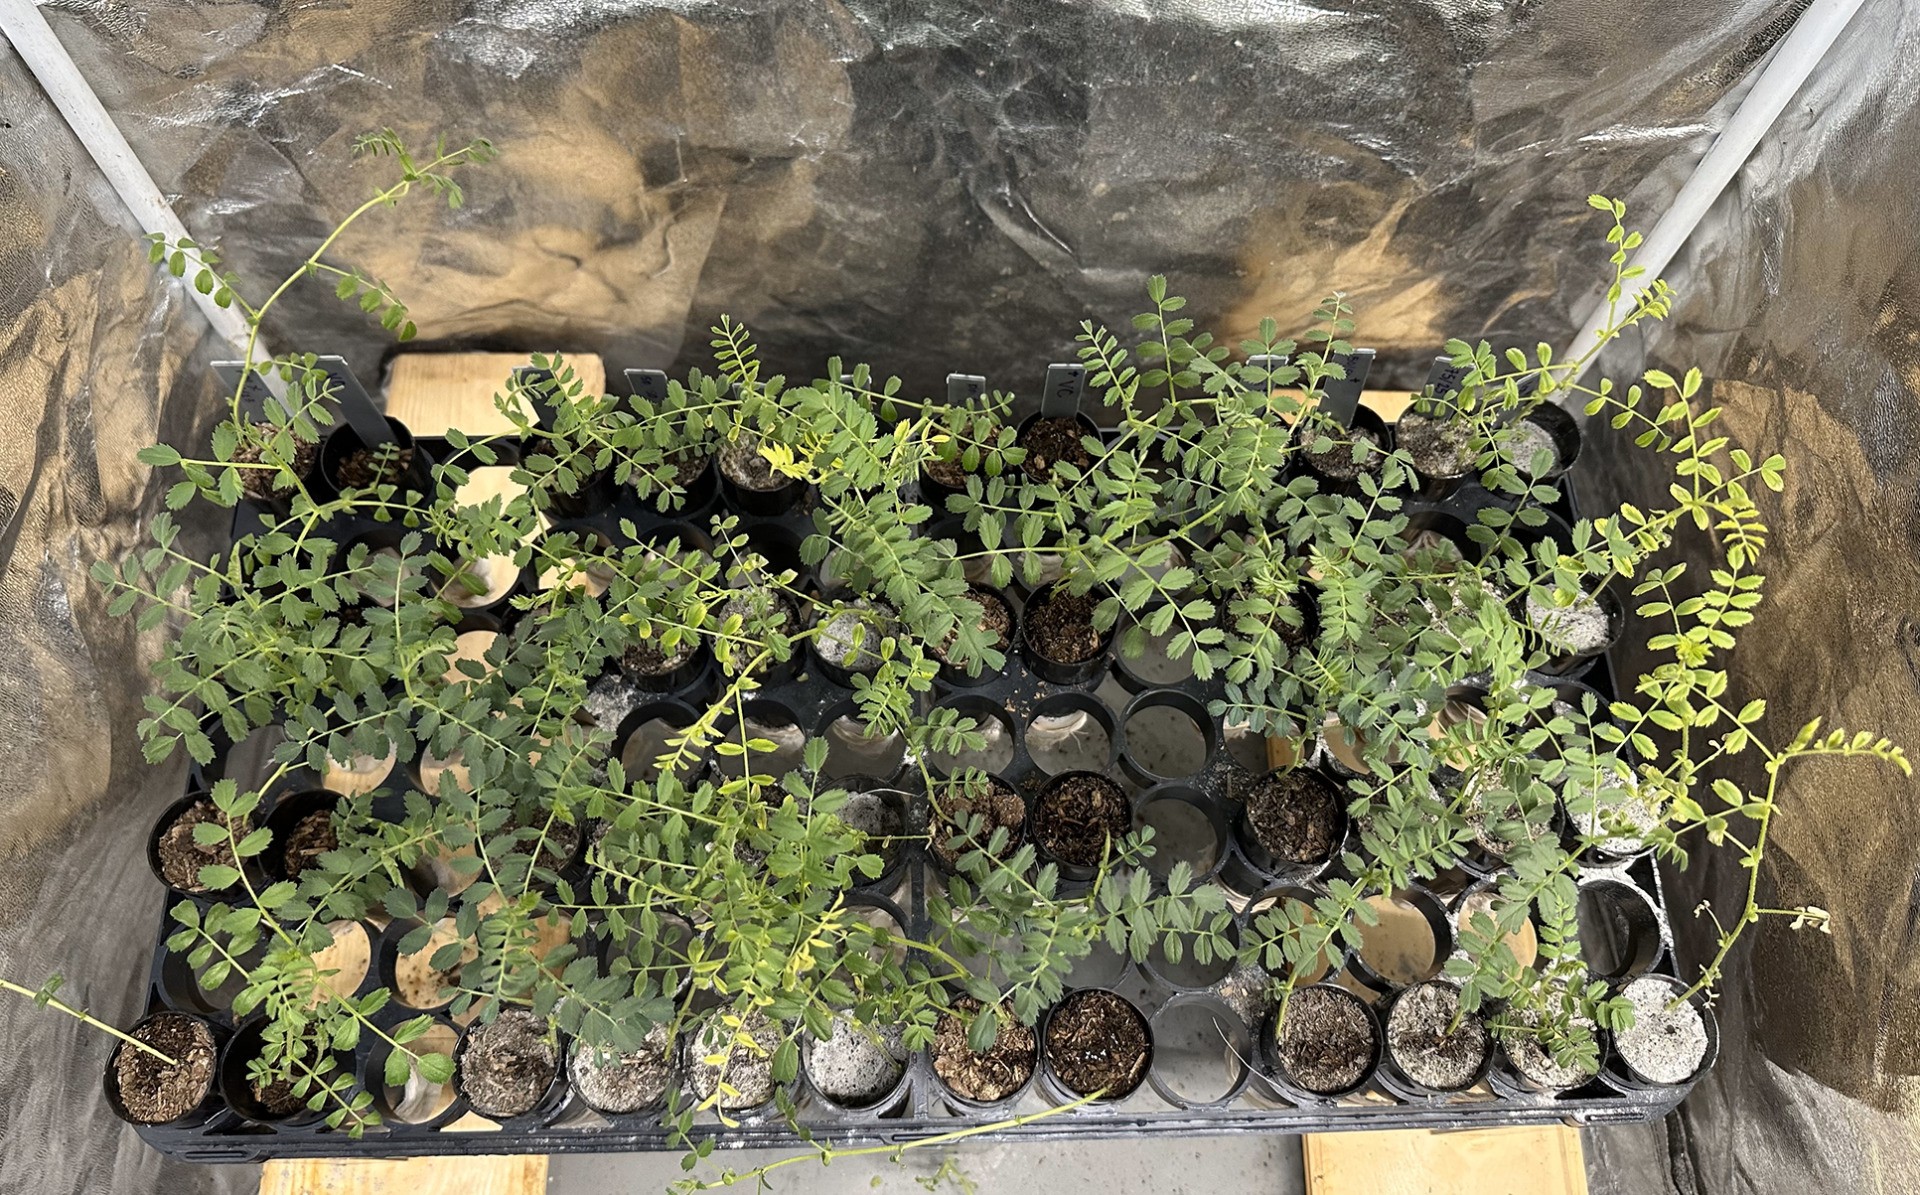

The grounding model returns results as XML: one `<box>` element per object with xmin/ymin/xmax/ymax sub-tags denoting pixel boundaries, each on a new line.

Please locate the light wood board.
<box><xmin>1304</xmin><ymin>1126</ymin><xmax>1587</xmax><ymax>1195</ymax></box>
<box><xmin>383</xmin><ymin>351</ymin><xmax>607</xmax><ymax>436</ymax></box>
<box><xmin>259</xmin><ymin>1155</ymin><xmax>547</xmax><ymax>1195</ymax></box>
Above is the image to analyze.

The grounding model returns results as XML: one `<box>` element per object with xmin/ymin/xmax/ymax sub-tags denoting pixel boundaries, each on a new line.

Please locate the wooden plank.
<box><xmin>258</xmin><ymin>1155</ymin><xmax>547</xmax><ymax>1195</ymax></box>
<box><xmin>1304</xmin><ymin>1125</ymin><xmax>1587</xmax><ymax>1195</ymax></box>
<box><xmin>383</xmin><ymin>351</ymin><xmax>607</xmax><ymax>436</ymax></box>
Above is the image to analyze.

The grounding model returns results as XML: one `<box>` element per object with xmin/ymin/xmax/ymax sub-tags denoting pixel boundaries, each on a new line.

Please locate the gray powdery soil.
<box><xmin>1506</xmin><ymin>418</ymin><xmax>1561</xmax><ymax>477</ymax></box>
<box><xmin>1396</xmin><ymin>411</ymin><xmax>1476</xmax><ymax>478</ymax></box>
<box><xmin>570</xmin><ymin>1023</ymin><xmax>673</xmax><ymax>1114</ymax></box>
<box><xmin>806</xmin><ymin>1014</ymin><xmax>907</xmax><ymax>1105</ymax></box>
<box><xmin>817</xmin><ymin>601</ymin><xmax>899</xmax><ymax>672</ymax></box>
<box><xmin>688</xmin><ymin>1010</ymin><xmax>783</xmax><ymax>1109</ymax></box>
<box><xmin>1386</xmin><ymin>982</ymin><xmax>1489</xmax><ymax>1090</ymax></box>
<box><xmin>1501</xmin><ymin>1008</ymin><xmax>1598</xmax><ymax>1091</ymax></box>
<box><xmin>460</xmin><ymin>1008</ymin><xmax>557</xmax><ymax>1118</ymax></box>
<box><xmin>1525</xmin><ymin>590</ymin><xmax>1611</xmax><ymax>653</ymax></box>
<box><xmin>1616</xmin><ymin>977</ymin><xmax>1708</xmax><ymax>1084</ymax></box>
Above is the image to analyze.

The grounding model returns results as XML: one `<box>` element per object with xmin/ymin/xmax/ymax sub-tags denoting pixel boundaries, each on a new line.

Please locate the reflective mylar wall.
<box><xmin>0</xmin><ymin>1</ymin><xmax>1910</xmax><ymax>1191</ymax></box>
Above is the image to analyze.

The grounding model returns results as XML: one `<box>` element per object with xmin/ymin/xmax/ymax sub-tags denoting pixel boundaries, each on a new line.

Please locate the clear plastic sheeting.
<box><xmin>0</xmin><ymin>0</ymin><xmax>1905</xmax><ymax>1192</ymax></box>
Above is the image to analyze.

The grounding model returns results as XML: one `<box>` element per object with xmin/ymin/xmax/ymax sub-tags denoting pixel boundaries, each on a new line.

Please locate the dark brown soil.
<box><xmin>115</xmin><ymin>1014</ymin><xmax>216</xmax><ymax>1124</ymax></box>
<box><xmin>1386</xmin><ymin>982</ymin><xmax>1490</xmax><ymax>1091</ymax></box>
<box><xmin>924</xmin><ymin>454</ymin><xmax>972</xmax><ymax>488</ymax></box>
<box><xmin>668</xmin><ymin>451</ymin><xmax>709</xmax><ymax>487</ymax></box>
<box><xmin>155</xmin><ymin>799</ymin><xmax>248</xmax><ymax>892</ymax></box>
<box><xmin>233</xmin><ymin>436</ymin><xmax>318</xmax><ymax>500</ymax></box>
<box><xmin>1024</xmin><ymin>588</ymin><xmax>1104</xmax><ymax>663</ymax></box>
<box><xmin>281</xmin><ymin>810</ymin><xmax>337</xmax><ymax>878</ymax></box>
<box><xmin>1275</xmin><ymin>986</ymin><xmax>1375</xmax><ymax>1095</ymax></box>
<box><xmin>1245</xmin><ymin>771</ymin><xmax>1341</xmax><ymax>863</ymax></box>
<box><xmin>931</xmin><ymin>775</ymin><xmax>1025</xmax><ymax>867</ymax></box>
<box><xmin>460</xmin><ymin>1008</ymin><xmax>558</xmax><ymax>1118</ymax></box>
<box><xmin>1395</xmin><ymin>410</ymin><xmax>1476</xmax><ymax>478</ymax></box>
<box><xmin>1034</xmin><ymin>773</ymin><xmax>1131</xmax><ymax>867</ymax></box>
<box><xmin>250</xmin><ymin>1070</ymin><xmax>309</xmax><ymax>1116</ymax></box>
<box><xmin>1020</xmin><ymin>418</ymin><xmax>1093</xmax><ymax>481</ymax></box>
<box><xmin>932</xmin><ymin>587</ymin><xmax>1012</xmax><ymax>665</ymax></box>
<box><xmin>1301</xmin><ymin>425</ymin><xmax>1382</xmax><ymax>482</ymax></box>
<box><xmin>931</xmin><ymin>997</ymin><xmax>1035</xmax><ymax>1102</ymax></box>
<box><xmin>338</xmin><ymin>441</ymin><xmax>415</xmax><ymax>489</ymax></box>
<box><xmin>619</xmin><ymin>634</ymin><xmax>696</xmax><ymax>678</ymax></box>
<box><xmin>1044</xmin><ymin>990</ymin><xmax>1150</xmax><ymax>1098</ymax></box>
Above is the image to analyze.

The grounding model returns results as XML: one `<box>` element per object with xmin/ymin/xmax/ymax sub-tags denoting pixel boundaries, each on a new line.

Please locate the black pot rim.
<box><xmin>1378</xmin><ymin>979</ymin><xmax>1496</xmax><ymax>1097</ymax></box>
<box><xmin>451</xmin><ymin>1010</ymin><xmax>570</xmax><ymax>1126</ymax></box>
<box><xmin>1039</xmin><ymin>987</ymin><xmax>1155</xmax><ymax>1104</ymax></box>
<box><xmin>1262</xmin><ymin>981</ymin><xmax>1383</xmax><ymax>1103</ymax></box>
<box><xmin>1146</xmin><ymin>992</ymin><xmax>1254</xmax><ymax>1109</ymax></box>
<box><xmin>103</xmin><ymin>1011</ymin><xmax>230</xmax><ymax>1129</ymax></box>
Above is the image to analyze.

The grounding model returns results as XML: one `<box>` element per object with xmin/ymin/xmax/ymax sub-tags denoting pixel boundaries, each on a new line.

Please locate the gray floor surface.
<box><xmin>549</xmin><ymin>1135</ymin><xmax>1306</xmax><ymax>1194</ymax></box>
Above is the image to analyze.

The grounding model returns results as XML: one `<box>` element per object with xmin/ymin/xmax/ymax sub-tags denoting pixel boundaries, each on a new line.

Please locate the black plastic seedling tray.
<box><xmin>129</xmin><ymin>423</ymin><xmax>1704</xmax><ymax>1163</ymax></box>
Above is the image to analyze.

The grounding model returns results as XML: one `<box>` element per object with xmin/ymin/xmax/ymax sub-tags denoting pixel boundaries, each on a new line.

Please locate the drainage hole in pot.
<box><xmin>1576</xmin><ymin>882</ymin><xmax>1662</xmax><ymax>979</ymax></box>
<box><xmin>1245</xmin><ymin>893</ymin><xmax>1340</xmax><ymax>986</ymax></box>
<box><xmin>820</xmin><ymin>714</ymin><xmax>905</xmax><ymax>780</ymax></box>
<box><xmin>1124</xmin><ymin>704</ymin><xmax>1208</xmax><ymax>778</ymax></box>
<box><xmin>714</xmin><ymin>709</ymin><xmax>807</xmax><ymax>780</ymax></box>
<box><xmin>1139</xmin><ymin>796</ymin><xmax>1223</xmax><ymax>880</ymax></box>
<box><xmin>1454</xmin><ymin>888</ymin><xmax>1538</xmax><ymax>969</ymax></box>
<box><xmin>312</xmin><ymin>921</ymin><xmax>371</xmax><ymax>1000</ymax></box>
<box><xmin>394</xmin><ymin>918</ymin><xmax>478</xmax><ymax>1011</ymax></box>
<box><xmin>1150</xmin><ymin>1001</ymin><xmax>1249</xmax><ymax>1106</ymax></box>
<box><xmin>925</xmin><ymin>705</ymin><xmax>1017</xmax><ymax>775</ymax></box>
<box><xmin>159</xmin><ymin>938</ymin><xmax>260</xmax><ymax>1015</ymax></box>
<box><xmin>1222</xmin><ymin>716</ymin><xmax>1272</xmax><ymax>772</ymax></box>
<box><xmin>1356</xmin><ymin>892</ymin><xmax>1443</xmax><ymax>985</ymax></box>
<box><xmin>1118</xmin><ymin>624</ymin><xmax>1195</xmax><ymax>685</ymax></box>
<box><xmin>620</xmin><ymin>716</ymin><xmax>700</xmax><ymax>783</ymax></box>
<box><xmin>1148</xmin><ymin>920</ymin><xmax>1239</xmax><ymax>990</ymax></box>
<box><xmin>1025</xmin><ymin>709</ymin><xmax>1111</xmax><ymax>774</ymax></box>
<box><xmin>324</xmin><ymin>744</ymin><xmax>398</xmax><ymax>799</ymax></box>
<box><xmin>372</xmin><ymin>1021</ymin><xmax>459</xmax><ymax>1124</ymax></box>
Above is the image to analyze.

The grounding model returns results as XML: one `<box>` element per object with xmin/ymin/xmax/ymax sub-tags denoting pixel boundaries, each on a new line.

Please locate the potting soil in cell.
<box><xmin>1525</xmin><ymin>591</ymin><xmax>1611</xmax><ymax>653</ymax></box>
<box><xmin>1502</xmin><ymin>1006</ymin><xmax>1599</xmax><ymax>1091</ymax></box>
<box><xmin>688</xmin><ymin>1011</ymin><xmax>781</xmax><ymax>1109</ymax></box>
<box><xmin>1616</xmin><ymin>978</ymin><xmax>1708</xmax><ymax>1084</ymax></box>
<box><xmin>115</xmin><ymin>1015</ymin><xmax>216</xmax><ymax>1124</ymax></box>
<box><xmin>1506</xmin><ymin>420</ymin><xmax>1561</xmax><ymax>477</ymax></box>
<box><xmin>1301</xmin><ymin>426</ymin><xmax>1383</xmax><ymax>481</ymax></box>
<box><xmin>461</xmin><ymin>1008</ymin><xmax>558</xmax><ymax>1117</ymax></box>
<box><xmin>806</xmin><ymin>1015</ymin><xmax>908</xmax><ymax>1104</ymax></box>
<box><xmin>1276</xmin><ymin>987</ymin><xmax>1374</xmax><ymax>1095</ymax></box>
<box><xmin>1386</xmin><ymin>983</ymin><xmax>1488</xmax><ymax>1090</ymax></box>
<box><xmin>1396</xmin><ymin>411</ymin><xmax>1476</xmax><ymax>477</ymax></box>
<box><xmin>570</xmin><ymin>1024</ymin><xmax>673</xmax><ymax>1114</ymax></box>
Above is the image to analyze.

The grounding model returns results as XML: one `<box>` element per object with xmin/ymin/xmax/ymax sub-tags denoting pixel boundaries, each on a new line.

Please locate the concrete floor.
<box><xmin>550</xmin><ymin>1134</ymin><xmax>1306</xmax><ymax>1193</ymax></box>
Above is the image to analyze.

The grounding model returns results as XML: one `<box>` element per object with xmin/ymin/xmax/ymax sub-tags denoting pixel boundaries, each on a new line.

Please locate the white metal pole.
<box><xmin>0</xmin><ymin>0</ymin><xmax>271</xmax><ymax>366</ymax></box>
<box><xmin>1565</xmin><ymin>0</ymin><xmax>1871</xmax><ymax>380</ymax></box>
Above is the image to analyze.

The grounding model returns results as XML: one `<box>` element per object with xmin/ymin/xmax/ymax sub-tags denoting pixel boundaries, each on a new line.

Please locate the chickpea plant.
<box><xmin>16</xmin><ymin>134</ymin><xmax>1900</xmax><ymax>1185</ymax></box>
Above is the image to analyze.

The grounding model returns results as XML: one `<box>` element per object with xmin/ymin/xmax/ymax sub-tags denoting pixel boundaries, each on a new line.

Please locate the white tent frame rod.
<box><xmin>1565</xmin><ymin>0</ymin><xmax>1870</xmax><ymax>382</ymax></box>
<box><xmin>0</xmin><ymin>0</ymin><xmax>270</xmax><ymax>367</ymax></box>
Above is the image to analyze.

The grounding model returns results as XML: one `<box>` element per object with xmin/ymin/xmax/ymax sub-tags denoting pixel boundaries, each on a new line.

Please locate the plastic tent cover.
<box><xmin>0</xmin><ymin>1</ymin><xmax>1913</xmax><ymax>1191</ymax></box>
